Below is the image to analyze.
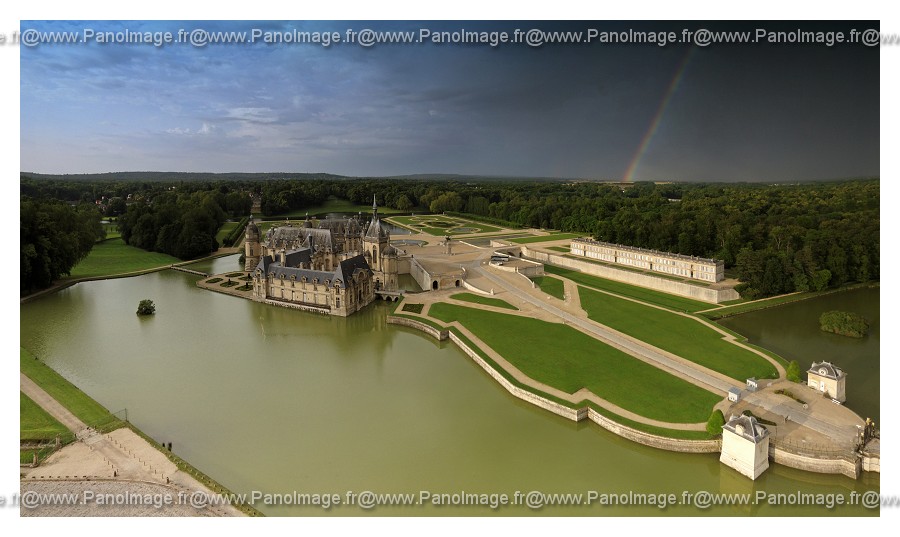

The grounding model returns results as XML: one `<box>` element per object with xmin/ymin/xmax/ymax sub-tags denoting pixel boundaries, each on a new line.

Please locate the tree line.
<box><xmin>21</xmin><ymin>175</ymin><xmax>879</xmax><ymax>298</ymax></box>
<box><xmin>21</xmin><ymin>197</ymin><xmax>104</xmax><ymax>293</ymax></box>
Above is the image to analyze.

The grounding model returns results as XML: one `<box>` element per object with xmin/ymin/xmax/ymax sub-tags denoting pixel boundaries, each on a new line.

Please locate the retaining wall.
<box><xmin>770</xmin><ymin>446</ymin><xmax>861</xmax><ymax>479</ymax></box>
<box><xmin>586</xmin><ymin>408</ymin><xmax>721</xmax><ymax>453</ymax></box>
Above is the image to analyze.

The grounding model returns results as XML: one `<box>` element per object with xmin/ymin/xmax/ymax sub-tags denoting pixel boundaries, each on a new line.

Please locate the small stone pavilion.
<box><xmin>807</xmin><ymin>361</ymin><xmax>847</xmax><ymax>402</ymax></box>
<box><xmin>720</xmin><ymin>414</ymin><xmax>770</xmax><ymax>480</ymax></box>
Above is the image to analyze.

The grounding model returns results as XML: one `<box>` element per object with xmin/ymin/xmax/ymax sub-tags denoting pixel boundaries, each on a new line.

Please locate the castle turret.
<box><xmin>244</xmin><ymin>216</ymin><xmax>261</xmax><ymax>272</ymax></box>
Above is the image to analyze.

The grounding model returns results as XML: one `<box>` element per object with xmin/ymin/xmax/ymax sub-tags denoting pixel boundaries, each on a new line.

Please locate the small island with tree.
<box><xmin>136</xmin><ymin>299</ymin><xmax>156</xmax><ymax>316</ymax></box>
<box><xmin>819</xmin><ymin>310</ymin><xmax>868</xmax><ymax>338</ymax></box>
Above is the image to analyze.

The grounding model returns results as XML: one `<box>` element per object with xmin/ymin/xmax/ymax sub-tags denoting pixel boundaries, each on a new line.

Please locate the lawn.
<box><xmin>547</xmin><ymin>246</ymin><xmax>570</xmax><ymax>253</ymax></box>
<box><xmin>543</xmin><ymin>265</ymin><xmax>711</xmax><ymax>312</ymax></box>
<box><xmin>274</xmin><ymin>197</ymin><xmax>410</xmax><ymax>217</ymax></box>
<box><xmin>20</xmin><ymin>348</ymin><xmax>124</xmax><ymax>432</ymax></box>
<box><xmin>101</xmin><ymin>222</ymin><xmax>121</xmax><ymax>240</ymax></box>
<box><xmin>531</xmin><ymin>275</ymin><xmax>566</xmax><ymax>300</ymax></box>
<box><xmin>509</xmin><ymin>233</ymin><xmax>582</xmax><ymax>244</ymax></box>
<box><xmin>577</xmin><ymin>287</ymin><xmax>778</xmax><ymax>380</ymax></box>
<box><xmin>387</xmin><ymin>215</ymin><xmax>501</xmax><ymax>235</ymax></box>
<box><xmin>21</xmin><ymin>392</ymin><xmax>69</xmax><ymax>440</ymax></box>
<box><xmin>68</xmin><ymin>238</ymin><xmax>180</xmax><ymax>279</ymax></box>
<box><xmin>214</xmin><ymin>221</ymin><xmax>240</xmax><ymax>244</ymax></box>
<box><xmin>428</xmin><ymin>304</ymin><xmax>721</xmax><ymax>423</ymax></box>
<box><xmin>449</xmin><ymin>292</ymin><xmax>518</xmax><ymax>310</ymax></box>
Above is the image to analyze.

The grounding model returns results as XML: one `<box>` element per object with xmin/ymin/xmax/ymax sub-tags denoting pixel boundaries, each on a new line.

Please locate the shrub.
<box><xmin>136</xmin><ymin>299</ymin><xmax>155</xmax><ymax>315</ymax></box>
<box><xmin>786</xmin><ymin>360</ymin><xmax>802</xmax><ymax>383</ymax></box>
<box><xmin>706</xmin><ymin>409</ymin><xmax>725</xmax><ymax>436</ymax></box>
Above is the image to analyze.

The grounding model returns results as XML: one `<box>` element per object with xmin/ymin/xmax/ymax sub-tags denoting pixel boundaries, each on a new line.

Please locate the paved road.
<box><xmin>468</xmin><ymin>253</ymin><xmax>740</xmax><ymax>396</ymax></box>
<box><xmin>743</xmin><ymin>391</ymin><xmax>859</xmax><ymax>446</ymax></box>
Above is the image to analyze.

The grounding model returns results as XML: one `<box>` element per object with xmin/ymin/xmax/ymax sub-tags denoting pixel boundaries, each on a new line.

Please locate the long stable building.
<box><xmin>569</xmin><ymin>238</ymin><xmax>724</xmax><ymax>283</ymax></box>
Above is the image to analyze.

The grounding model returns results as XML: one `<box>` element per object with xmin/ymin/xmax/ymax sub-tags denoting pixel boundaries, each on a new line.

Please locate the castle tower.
<box><xmin>363</xmin><ymin>195</ymin><xmax>390</xmax><ymax>273</ymax></box>
<box><xmin>244</xmin><ymin>216</ymin><xmax>261</xmax><ymax>272</ymax></box>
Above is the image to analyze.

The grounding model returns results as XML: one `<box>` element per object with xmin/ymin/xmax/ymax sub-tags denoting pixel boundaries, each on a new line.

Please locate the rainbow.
<box><xmin>622</xmin><ymin>49</ymin><xmax>694</xmax><ymax>183</ymax></box>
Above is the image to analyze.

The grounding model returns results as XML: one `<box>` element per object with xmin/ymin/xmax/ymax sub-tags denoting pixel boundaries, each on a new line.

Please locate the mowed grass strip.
<box><xmin>449</xmin><ymin>292</ymin><xmax>518</xmax><ymax>310</ymax></box>
<box><xmin>21</xmin><ymin>392</ymin><xmax>69</xmax><ymax>440</ymax></box>
<box><xmin>577</xmin><ymin>287</ymin><xmax>778</xmax><ymax>380</ymax></box>
<box><xmin>531</xmin><ymin>275</ymin><xmax>566</xmax><ymax>300</ymax></box>
<box><xmin>20</xmin><ymin>348</ymin><xmax>124</xmax><ymax>432</ymax></box>
<box><xmin>544</xmin><ymin>265</ymin><xmax>710</xmax><ymax>312</ymax></box>
<box><xmin>428</xmin><ymin>304</ymin><xmax>720</xmax><ymax>423</ymax></box>
<box><xmin>69</xmin><ymin>238</ymin><xmax>181</xmax><ymax>279</ymax></box>
<box><xmin>214</xmin><ymin>221</ymin><xmax>239</xmax><ymax>244</ymax></box>
<box><xmin>509</xmin><ymin>232</ymin><xmax>582</xmax><ymax>244</ymax></box>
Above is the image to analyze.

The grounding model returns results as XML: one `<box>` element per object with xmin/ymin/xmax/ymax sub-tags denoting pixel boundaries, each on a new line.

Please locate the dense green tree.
<box><xmin>20</xmin><ymin>198</ymin><xmax>104</xmax><ymax>293</ymax></box>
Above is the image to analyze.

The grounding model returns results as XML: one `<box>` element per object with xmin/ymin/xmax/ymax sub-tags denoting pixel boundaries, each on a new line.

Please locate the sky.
<box><xmin>19</xmin><ymin>20</ymin><xmax>880</xmax><ymax>182</ymax></box>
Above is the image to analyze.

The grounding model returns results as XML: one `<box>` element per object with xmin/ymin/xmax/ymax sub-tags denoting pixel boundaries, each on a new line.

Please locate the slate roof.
<box><xmin>808</xmin><ymin>361</ymin><xmax>845</xmax><ymax>380</ymax></box>
<box><xmin>723</xmin><ymin>414</ymin><xmax>769</xmax><ymax>443</ymax></box>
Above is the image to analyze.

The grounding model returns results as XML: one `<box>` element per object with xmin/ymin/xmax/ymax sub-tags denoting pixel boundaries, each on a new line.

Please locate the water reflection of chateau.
<box><xmin>244</xmin><ymin>198</ymin><xmax>400</xmax><ymax>316</ymax></box>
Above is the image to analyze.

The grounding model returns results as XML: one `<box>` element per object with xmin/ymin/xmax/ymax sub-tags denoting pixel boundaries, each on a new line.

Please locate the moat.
<box><xmin>19</xmin><ymin>254</ymin><xmax>879</xmax><ymax>515</ymax></box>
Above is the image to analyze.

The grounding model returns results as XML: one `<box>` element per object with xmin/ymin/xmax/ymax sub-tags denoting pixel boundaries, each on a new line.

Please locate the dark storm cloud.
<box><xmin>20</xmin><ymin>20</ymin><xmax>879</xmax><ymax>180</ymax></box>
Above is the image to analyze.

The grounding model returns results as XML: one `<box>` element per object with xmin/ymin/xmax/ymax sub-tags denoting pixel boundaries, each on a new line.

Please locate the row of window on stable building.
<box><xmin>580</xmin><ymin>246</ymin><xmax>714</xmax><ymax>268</ymax></box>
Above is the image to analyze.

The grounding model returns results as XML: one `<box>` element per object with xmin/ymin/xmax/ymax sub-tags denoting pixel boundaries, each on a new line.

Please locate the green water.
<box><xmin>719</xmin><ymin>287</ymin><xmax>880</xmax><ymax>423</ymax></box>
<box><xmin>19</xmin><ymin>260</ymin><xmax>878</xmax><ymax>516</ymax></box>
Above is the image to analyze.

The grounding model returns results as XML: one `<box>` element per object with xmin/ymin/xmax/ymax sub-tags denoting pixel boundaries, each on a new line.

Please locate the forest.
<box><xmin>20</xmin><ymin>175</ymin><xmax>878</xmax><ymax>299</ymax></box>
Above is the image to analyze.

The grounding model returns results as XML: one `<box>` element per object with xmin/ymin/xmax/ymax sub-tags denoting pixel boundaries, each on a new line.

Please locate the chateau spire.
<box><xmin>372</xmin><ymin>194</ymin><xmax>378</xmax><ymax>219</ymax></box>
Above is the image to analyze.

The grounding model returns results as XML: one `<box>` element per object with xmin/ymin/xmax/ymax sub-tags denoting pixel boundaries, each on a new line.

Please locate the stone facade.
<box><xmin>720</xmin><ymin>414</ymin><xmax>770</xmax><ymax>480</ymax></box>
<box><xmin>807</xmin><ymin>361</ymin><xmax>846</xmax><ymax>402</ymax></box>
<box><xmin>570</xmin><ymin>238</ymin><xmax>724</xmax><ymax>282</ymax></box>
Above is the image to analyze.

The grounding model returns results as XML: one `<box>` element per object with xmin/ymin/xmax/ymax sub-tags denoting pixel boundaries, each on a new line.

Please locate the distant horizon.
<box><xmin>19</xmin><ymin>169</ymin><xmax>880</xmax><ymax>184</ymax></box>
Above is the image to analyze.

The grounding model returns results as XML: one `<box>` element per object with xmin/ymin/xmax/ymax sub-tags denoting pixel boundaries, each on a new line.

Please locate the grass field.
<box><xmin>577</xmin><ymin>287</ymin><xmax>778</xmax><ymax>380</ymax></box>
<box><xmin>387</xmin><ymin>215</ymin><xmax>501</xmax><ymax>235</ymax></box>
<box><xmin>449</xmin><ymin>292</ymin><xmax>518</xmax><ymax>310</ymax></box>
<box><xmin>547</xmin><ymin>246</ymin><xmax>570</xmax><ymax>252</ymax></box>
<box><xmin>214</xmin><ymin>221</ymin><xmax>239</xmax><ymax>244</ymax></box>
<box><xmin>69</xmin><ymin>238</ymin><xmax>181</xmax><ymax>279</ymax></box>
<box><xmin>20</xmin><ymin>348</ymin><xmax>125</xmax><ymax>432</ymax></box>
<box><xmin>531</xmin><ymin>275</ymin><xmax>566</xmax><ymax>300</ymax></box>
<box><xmin>428</xmin><ymin>304</ymin><xmax>720</xmax><ymax>423</ymax></box>
<box><xmin>102</xmin><ymin>222</ymin><xmax>121</xmax><ymax>240</ymax></box>
<box><xmin>543</xmin><ymin>265</ymin><xmax>710</xmax><ymax>312</ymax></box>
<box><xmin>21</xmin><ymin>392</ymin><xmax>69</xmax><ymax>440</ymax></box>
<box><xmin>274</xmin><ymin>197</ymin><xmax>410</xmax><ymax>217</ymax></box>
<box><xmin>509</xmin><ymin>233</ymin><xmax>582</xmax><ymax>244</ymax></box>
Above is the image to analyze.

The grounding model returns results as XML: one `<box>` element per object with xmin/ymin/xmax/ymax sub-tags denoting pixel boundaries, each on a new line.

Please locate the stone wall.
<box><xmin>586</xmin><ymin>408</ymin><xmax>721</xmax><ymax>454</ymax></box>
<box><xmin>514</xmin><ymin>246</ymin><xmax>740</xmax><ymax>304</ymax></box>
<box><xmin>769</xmin><ymin>446</ymin><xmax>861</xmax><ymax>479</ymax></box>
<box><xmin>386</xmin><ymin>315</ymin><xmax>448</xmax><ymax>341</ymax></box>
<box><xmin>862</xmin><ymin>454</ymin><xmax>880</xmax><ymax>473</ymax></box>
<box><xmin>408</xmin><ymin>257</ymin><xmax>433</xmax><ymax>293</ymax></box>
<box><xmin>461</xmin><ymin>278</ymin><xmax>494</xmax><ymax>296</ymax></box>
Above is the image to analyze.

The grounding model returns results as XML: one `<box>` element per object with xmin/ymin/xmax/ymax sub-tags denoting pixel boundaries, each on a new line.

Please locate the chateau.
<box><xmin>569</xmin><ymin>238</ymin><xmax>725</xmax><ymax>282</ymax></box>
<box><xmin>243</xmin><ymin>198</ymin><xmax>399</xmax><ymax>316</ymax></box>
